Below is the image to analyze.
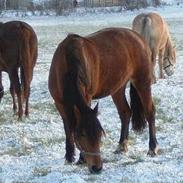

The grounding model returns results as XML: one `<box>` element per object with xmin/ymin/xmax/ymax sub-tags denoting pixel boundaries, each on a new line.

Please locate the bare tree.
<box><xmin>53</xmin><ymin>0</ymin><xmax>74</xmax><ymax>15</ymax></box>
<box><xmin>4</xmin><ymin>0</ymin><xmax>7</xmax><ymax>10</ymax></box>
<box><xmin>153</xmin><ymin>0</ymin><xmax>161</xmax><ymax>6</ymax></box>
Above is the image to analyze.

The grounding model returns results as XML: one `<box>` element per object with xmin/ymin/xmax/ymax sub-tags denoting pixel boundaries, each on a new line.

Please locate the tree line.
<box><xmin>0</xmin><ymin>0</ymin><xmax>162</xmax><ymax>15</ymax></box>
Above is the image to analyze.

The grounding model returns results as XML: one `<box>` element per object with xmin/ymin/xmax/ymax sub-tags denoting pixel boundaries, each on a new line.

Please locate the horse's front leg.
<box><xmin>0</xmin><ymin>71</ymin><xmax>4</xmax><ymax>103</ymax></box>
<box><xmin>112</xmin><ymin>87</ymin><xmax>131</xmax><ymax>153</ymax></box>
<box><xmin>76</xmin><ymin>152</ymin><xmax>86</xmax><ymax>165</ymax></box>
<box><xmin>65</xmin><ymin>129</ymin><xmax>75</xmax><ymax>163</ymax></box>
<box><xmin>55</xmin><ymin>102</ymin><xmax>76</xmax><ymax>163</ymax></box>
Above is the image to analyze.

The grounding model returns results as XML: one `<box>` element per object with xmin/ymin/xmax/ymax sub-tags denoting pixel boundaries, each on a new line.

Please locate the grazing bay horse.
<box><xmin>132</xmin><ymin>12</ymin><xmax>176</xmax><ymax>79</ymax></box>
<box><xmin>0</xmin><ymin>21</ymin><xmax>38</xmax><ymax>119</ymax></box>
<box><xmin>48</xmin><ymin>28</ymin><xmax>159</xmax><ymax>173</ymax></box>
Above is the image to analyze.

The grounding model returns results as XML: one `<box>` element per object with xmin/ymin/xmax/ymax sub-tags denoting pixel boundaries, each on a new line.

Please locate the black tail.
<box><xmin>130</xmin><ymin>83</ymin><xmax>146</xmax><ymax>132</ymax></box>
<box><xmin>63</xmin><ymin>36</ymin><xmax>90</xmax><ymax>114</ymax></box>
<box><xmin>20</xmin><ymin>66</ymin><xmax>25</xmax><ymax>98</ymax></box>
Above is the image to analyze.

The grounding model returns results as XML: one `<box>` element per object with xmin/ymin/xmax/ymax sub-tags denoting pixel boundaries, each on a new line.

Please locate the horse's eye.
<box><xmin>79</xmin><ymin>131</ymin><xmax>87</xmax><ymax>137</ymax></box>
<box><xmin>75</xmin><ymin>130</ymin><xmax>86</xmax><ymax>137</ymax></box>
<box><xmin>81</xmin><ymin>133</ymin><xmax>86</xmax><ymax>137</ymax></box>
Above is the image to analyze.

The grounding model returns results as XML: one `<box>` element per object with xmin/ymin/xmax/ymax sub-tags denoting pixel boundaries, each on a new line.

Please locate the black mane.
<box><xmin>78</xmin><ymin>110</ymin><xmax>104</xmax><ymax>143</ymax></box>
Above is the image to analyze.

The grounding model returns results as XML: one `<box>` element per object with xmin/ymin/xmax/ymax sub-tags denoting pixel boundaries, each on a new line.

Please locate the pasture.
<box><xmin>0</xmin><ymin>8</ymin><xmax>183</xmax><ymax>182</ymax></box>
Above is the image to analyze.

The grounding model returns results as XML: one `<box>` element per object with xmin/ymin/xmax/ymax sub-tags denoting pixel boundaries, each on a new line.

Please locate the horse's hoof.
<box><xmin>65</xmin><ymin>155</ymin><xmax>75</xmax><ymax>164</ymax></box>
<box><xmin>160</xmin><ymin>76</ymin><xmax>165</xmax><ymax>79</ymax></box>
<box><xmin>147</xmin><ymin>145</ymin><xmax>160</xmax><ymax>157</ymax></box>
<box><xmin>64</xmin><ymin>157</ymin><xmax>75</xmax><ymax>165</ymax></box>
<box><xmin>64</xmin><ymin>159</ymin><xmax>74</xmax><ymax>165</ymax></box>
<box><xmin>152</xmin><ymin>78</ymin><xmax>157</xmax><ymax>84</ymax></box>
<box><xmin>76</xmin><ymin>158</ymin><xmax>86</xmax><ymax>165</ymax></box>
<box><xmin>25</xmin><ymin>113</ymin><xmax>29</xmax><ymax>117</ymax></box>
<box><xmin>25</xmin><ymin>111</ymin><xmax>29</xmax><ymax>117</ymax></box>
<box><xmin>13</xmin><ymin>111</ymin><xmax>18</xmax><ymax>116</ymax></box>
<box><xmin>18</xmin><ymin>116</ymin><xmax>23</xmax><ymax>121</ymax></box>
<box><xmin>114</xmin><ymin>143</ymin><xmax>128</xmax><ymax>154</ymax></box>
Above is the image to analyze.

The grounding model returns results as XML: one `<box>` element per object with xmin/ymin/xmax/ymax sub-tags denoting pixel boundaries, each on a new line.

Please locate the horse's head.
<box><xmin>163</xmin><ymin>40</ymin><xmax>176</xmax><ymax>76</ymax></box>
<box><xmin>75</xmin><ymin>103</ymin><xmax>104</xmax><ymax>173</ymax></box>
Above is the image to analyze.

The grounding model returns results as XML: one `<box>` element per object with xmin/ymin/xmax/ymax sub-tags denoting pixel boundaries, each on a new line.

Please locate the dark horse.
<box><xmin>0</xmin><ymin>21</ymin><xmax>38</xmax><ymax>119</ymax></box>
<box><xmin>48</xmin><ymin>28</ymin><xmax>159</xmax><ymax>173</ymax></box>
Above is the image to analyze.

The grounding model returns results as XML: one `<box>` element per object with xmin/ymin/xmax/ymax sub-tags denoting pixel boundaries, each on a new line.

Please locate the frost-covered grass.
<box><xmin>0</xmin><ymin>5</ymin><xmax>183</xmax><ymax>183</ymax></box>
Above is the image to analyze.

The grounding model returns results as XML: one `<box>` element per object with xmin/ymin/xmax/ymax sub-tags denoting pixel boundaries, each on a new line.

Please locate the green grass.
<box><xmin>32</xmin><ymin>137</ymin><xmax>64</xmax><ymax>147</ymax></box>
<box><xmin>153</xmin><ymin>96</ymin><xmax>174</xmax><ymax>124</ymax></box>
<box><xmin>123</xmin><ymin>155</ymin><xmax>144</xmax><ymax>166</ymax></box>
<box><xmin>32</xmin><ymin>102</ymin><xmax>57</xmax><ymax>114</ymax></box>
<box><xmin>0</xmin><ymin>146</ymin><xmax>33</xmax><ymax>157</ymax></box>
<box><xmin>33</xmin><ymin>167</ymin><xmax>51</xmax><ymax>177</ymax></box>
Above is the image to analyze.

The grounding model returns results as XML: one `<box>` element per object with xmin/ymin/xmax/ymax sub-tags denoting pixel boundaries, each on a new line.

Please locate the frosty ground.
<box><xmin>0</xmin><ymin>4</ymin><xmax>183</xmax><ymax>183</ymax></box>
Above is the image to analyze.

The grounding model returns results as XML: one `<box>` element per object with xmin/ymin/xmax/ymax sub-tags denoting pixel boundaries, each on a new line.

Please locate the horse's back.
<box><xmin>49</xmin><ymin>28</ymin><xmax>152</xmax><ymax>100</ymax></box>
<box><xmin>87</xmin><ymin>28</ymin><xmax>151</xmax><ymax>69</ymax></box>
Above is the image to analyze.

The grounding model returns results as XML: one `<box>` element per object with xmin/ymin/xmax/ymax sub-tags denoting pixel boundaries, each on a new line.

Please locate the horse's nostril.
<box><xmin>90</xmin><ymin>166</ymin><xmax>102</xmax><ymax>174</ymax></box>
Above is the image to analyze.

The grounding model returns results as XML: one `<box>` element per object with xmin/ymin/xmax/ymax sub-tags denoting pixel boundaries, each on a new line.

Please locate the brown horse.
<box><xmin>0</xmin><ymin>21</ymin><xmax>38</xmax><ymax>119</ymax></box>
<box><xmin>48</xmin><ymin>27</ymin><xmax>159</xmax><ymax>173</ymax></box>
<box><xmin>132</xmin><ymin>12</ymin><xmax>176</xmax><ymax>79</ymax></box>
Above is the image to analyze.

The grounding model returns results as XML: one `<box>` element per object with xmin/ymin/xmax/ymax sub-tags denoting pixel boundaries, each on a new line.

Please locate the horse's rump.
<box><xmin>133</xmin><ymin>13</ymin><xmax>166</xmax><ymax>49</ymax></box>
<box><xmin>132</xmin><ymin>12</ymin><xmax>176</xmax><ymax>78</ymax></box>
<box><xmin>0</xmin><ymin>21</ymin><xmax>38</xmax><ymax>118</ymax></box>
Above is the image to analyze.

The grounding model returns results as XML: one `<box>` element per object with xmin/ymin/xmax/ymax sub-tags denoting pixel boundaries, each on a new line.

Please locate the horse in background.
<box><xmin>0</xmin><ymin>21</ymin><xmax>38</xmax><ymax>119</ymax></box>
<box><xmin>49</xmin><ymin>27</ymin><xmax>159</xmax><ymax>173</ymax></box>
<box><xmin>132</xmin><ymin>12</ymin><xmax>176</xmax><ymax>80</ymax></box>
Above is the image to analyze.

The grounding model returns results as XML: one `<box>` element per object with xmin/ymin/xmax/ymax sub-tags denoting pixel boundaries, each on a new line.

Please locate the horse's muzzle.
<box><xmin>89</xmin><ymin>165</ymin><xmax>103</xmax><ymax>174</ymax></box>
<box><xmin>164</xmin><ymin>65</ymin><xmax>175</xmax><ymax>76</ymax></box>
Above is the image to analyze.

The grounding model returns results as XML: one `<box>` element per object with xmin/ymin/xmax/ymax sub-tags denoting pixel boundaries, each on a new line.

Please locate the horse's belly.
<box><xmin>93</xmin><ymin>80</ymin><xmax>126</xmax><ymax>99</ymax></box>
<box><xmin>93</xmin><ymin>91</ymin><xmax>111</xmax><ymax>99</ymax></box>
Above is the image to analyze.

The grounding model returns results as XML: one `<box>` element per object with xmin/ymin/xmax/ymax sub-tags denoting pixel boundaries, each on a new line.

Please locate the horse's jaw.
<box><xmin>164</xmin><ymin>65</ymin><xmax>175</xmax><ymax>76</ymax></box>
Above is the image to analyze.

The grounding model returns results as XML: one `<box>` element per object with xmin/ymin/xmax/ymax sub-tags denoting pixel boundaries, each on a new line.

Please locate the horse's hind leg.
<box><xmin>55</xmin><ymin>102</ymin><xmax>75</xmax><ymax>163</ymax></box>
<box><xmin>25</xmin><ymin>88</ymin><xmax>30</xmax><ymax>116</ymax></box>
<box><xmin>112</xmin><ymin>86</ymin><xmax>131</xmax><ymax>153</ymax></box>
<box><xmin>133</xmin><ymin>81</ymin><xmax>159</xmax><ymax>156</ymax></box>
<box><xmin>10</xmin><ymin>82</ymin><xmax>17</xmax><ymax>114</ymax></box>
<box><xmin>9</xmin><ymin>68</ymin><xmax>23</xmax><ymax>119</ymax></box>
<box><xmin>20</xmin><ymin>66</ymin><xmax>30</xmax><ymax>116</ymax></box>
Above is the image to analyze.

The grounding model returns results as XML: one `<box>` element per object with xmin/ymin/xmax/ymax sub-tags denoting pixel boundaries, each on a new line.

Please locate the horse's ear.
<box><xmin>93</xmin><ymin>102</ymin><xmax>99</xmax><ymax>114</ymax></box>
